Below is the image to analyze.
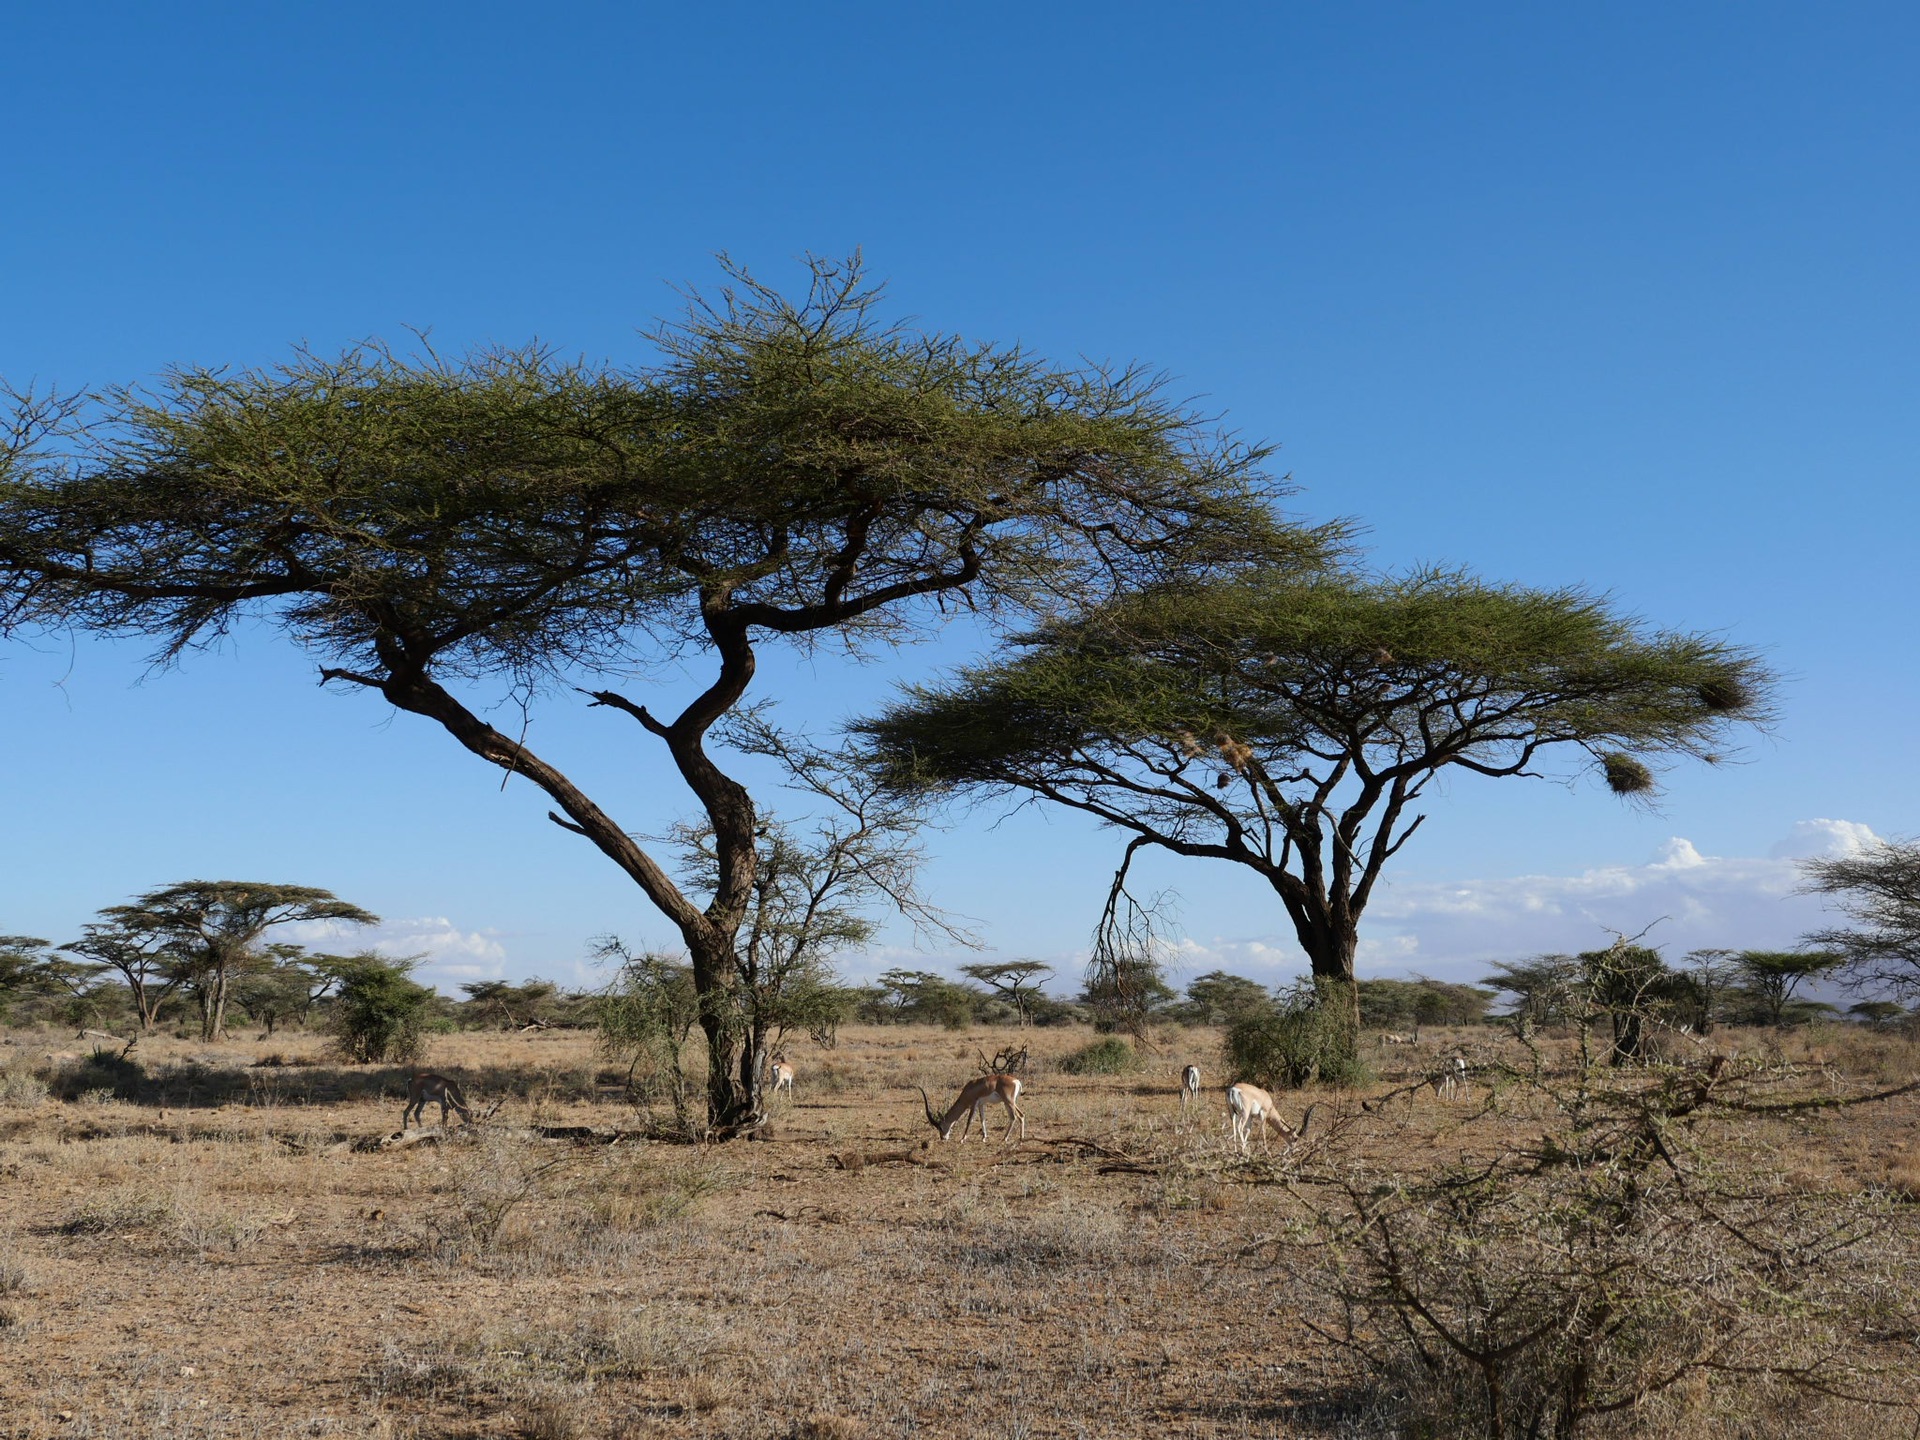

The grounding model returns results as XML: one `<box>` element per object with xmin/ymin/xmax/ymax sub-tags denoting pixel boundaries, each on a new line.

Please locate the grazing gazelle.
<box><xmin>917</xmin><ymin>1074</ymin><xmax>1026</xmax><ymax>1143</ymax></box>
<box><xmin>402</xmin><ymin>1072</ymin><xmax>475</xmax><ymax>1130</ymax></box>
<box><xmin>1226</xmin><ymin>1081</ymin><xmax>1303</xmax><ymax>1153</ymax></box>
<box><xmin>1179</xmin><ymin>1064</ymin><xmax>1202</xmax><ymax>1110</ymax></box>
<box><xmin>769</xmin><ymin>1058</ymin><xmax>795</xmax><ymax>1097</ymax></box>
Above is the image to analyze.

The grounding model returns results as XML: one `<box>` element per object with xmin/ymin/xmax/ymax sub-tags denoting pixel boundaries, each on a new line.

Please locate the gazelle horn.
<box><xmin>916</xmin><ymin>1085</ymin><xmax>941</xmax><ymax>1130</ymax></box>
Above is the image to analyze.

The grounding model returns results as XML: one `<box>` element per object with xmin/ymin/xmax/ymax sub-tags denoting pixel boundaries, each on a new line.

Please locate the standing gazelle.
<box><xmin>1180</xmin><ymin>1064</ymin><xmax>1202</xmax><ymax>1111</ymax></box>
<box><xmin>402</xmin><ymin>1072</ymin><xmax>474</xmax><ymax>1130</ymax></box>
<box><xmin>1226</xmin><ymin>1081</ymin><xmax>1303</xmax><ymax>1153</ymax></box>
<box><xmin>1431</xmin><ymin>1055</ymin><xmax>1468</xmax><ymax>1101</ymax></box>
<box><xmin>769</xmin><ymin>1058</ymin><xmax>795</xmax><ymax>1097</ymax></box>
<box><xmin>918</xmin><ymin>1075</ymin><xmax>1026</xmax><ymax>1142</ymax></box>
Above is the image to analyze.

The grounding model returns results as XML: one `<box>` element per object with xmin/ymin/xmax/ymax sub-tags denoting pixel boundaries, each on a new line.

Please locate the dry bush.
<box><xmin>56</xmin><ymin>1185</ymin><xmax>176</xmax><ymax>1236</ymax></box>
<box><xmin>420</xmin><ymin>1130</ymin><xmax>580</xmax><ymax>1261</ymax></box>
<box><xmin>366</xmin><ymin>1305</ymin><xmax>712</xmax><ymax>1421</ymax></box>
<box><xmin>946</xmin><ymin>1195</ymin><xmax>1129</xmax><ymax>1273</ymax></box>
<box><xmin>0</xmin><ymin>1069</ymin><xmax>48</xmax><ymax>1106</ymax></box>
<box><xmin>1282</xmin><ymin>1042</ymin><xmax>1920</xmax><ymax>1438</ymax></box>
<box><xmin>167</xmin><ymin>1195</ymin><xmax>267</xmax><ymax>1256</ymax></box>
<box><xmin>578</xmin><ymin>1154</ymin><xmax>725</xmax><ymax>1233</ymax></box>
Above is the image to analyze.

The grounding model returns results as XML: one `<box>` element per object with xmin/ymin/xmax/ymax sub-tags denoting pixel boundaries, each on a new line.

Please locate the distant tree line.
<box><xmin>0</xmin><ymin>881</ymin><xmax>611</xmax><ymax>1062</ymax></box>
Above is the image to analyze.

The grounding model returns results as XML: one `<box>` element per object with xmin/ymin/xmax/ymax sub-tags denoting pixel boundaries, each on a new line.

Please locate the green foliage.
<box><xmin>1057</xmin><ymin>1037</ymin><xmax>1141</xmax><ymax>1075</ymax></box>
<box><xmin>871</xmin><ymin>969</ymin><xmax>984</xmax><ymax>1029</ymax></box>
<box><xmin>1481</xmin><ymin>955</ymin><xmax>1586</xmax><ymax>1033</ymax></box>
<box><xmin>323</xmin><ymin>953</ymin><xmax>434</xmax><ymax>1064</ymax></box>
<box><xmin>596</xmin><ymin>948</ymin><xmax>702</xmax><ymax>1129</ymax></box>
<box><xmin>1580</xmin><ymin>943</ymin><xmax>1671</xmax><ymax>1063</ymax></box>
<box><xmin>1226</xmin><ymin>979</ymin><xmax>1369</xmax><ymax>1090</ymax></box>
<box><xmin>1356</xmin><ymin>977</ymin><xmax>1494</xmax><ymax>1030</ymax></box>
<box><xmin>0</xmin><ymin>937</ymin><xmax>55</xmax><ymax>1025</ymax></box>
<box><xmin>1175</xmin><ymin>970</ymin><xmax>1276</xmax><ymax>1026</ymax></box>
<box><xmin>458</xmin><ymin>978</ymin><xmax>591</xmax><ymax>1031</ymax></box>
<box><xmin>1729</xmin><ymin>948</ymin><xmax>1848</xmax><ymax>1027</ymax></box>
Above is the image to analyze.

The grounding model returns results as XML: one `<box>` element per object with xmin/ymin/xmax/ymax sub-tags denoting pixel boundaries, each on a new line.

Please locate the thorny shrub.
<box><xmin>1279</xmin><ymin>1037</ymin><xmax>1920</xmax><ymax>1439</ymax></box>
<box><xmin>1228</xmin><ymin>978</ymin><xmax>1371</xmax><ymax>1089</ymax></box>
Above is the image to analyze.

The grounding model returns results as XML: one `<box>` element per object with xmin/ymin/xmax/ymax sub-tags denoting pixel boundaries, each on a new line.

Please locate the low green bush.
<box><xmin>1226</xmin><ymin>980</ymin><xmax>1370</xmax><ymax>1089</ymax></box>
<box><xmin>1058</xmin><ymin>1036</ymin><xmax>1140</xmax><ymax>1075</ymax></box>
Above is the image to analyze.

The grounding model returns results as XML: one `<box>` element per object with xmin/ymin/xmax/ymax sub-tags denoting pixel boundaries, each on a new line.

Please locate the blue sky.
<box><xmin>3</xmin><ymin>4</ymin><xmax>1916</xmax><ymax>993</ymax></box>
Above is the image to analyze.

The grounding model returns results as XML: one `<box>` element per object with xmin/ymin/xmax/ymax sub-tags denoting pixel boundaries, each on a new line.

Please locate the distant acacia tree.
<box><xmin>1483</xmin><ymin>956</ymin><xmax>1586</xmax><ymax>1036</ymax></box>
<box><xmin>1179</xmin><ymin>970</ymin><xmax>1275</xmax><ymax>1026</ymax></box>
<box><xmin>61</xmin><ymin>918</ymin><xmax>186</xmax><ymax>1034</ymax></box>
<box><xmin>90</xmin><ymin>883</ymin><xmax>376</xmax><ymax>1041</ymax></box>
<box><xmin>0</xmin><ymin>256</ymin><xmax>1309</xmax><ymax>1130</ymax></box>
<box><xmin>873</xmin><ymin>969</ymin><xmax>983</xmax><ymax>1028</ymax></box>
<box><xmin>1729</xmin><ymin>949</ymin><xmax>1847</xmax><ymax>1027</ymax></box>
<box><xmin>1677</xmin><ymin>948</ymin><xmax>1742</xmax><ymax>1034</ymax></box>
<box><xmin>231</xmin><ymin>944</ymin><xmax>322</xmax><ymax>1036</ymax></box>
<box><xmin>864</xmin><ymin>568</ymin><xmax>1768</xmax><ymax>1059</ymax></box>
<box><xmin>0</xmin><ymin>936</ymin><xmax>57</xmax><ymax>1025</ymax></box>
<box><xmin>1801</xmin><ymin>839</ymin><xmax>1920</xmax><ymax>999</ymax></box>
<box><xmin>958</xmin><ymin>961</ymin><xmax>1055</xmax><ymax>1025</ymax></box>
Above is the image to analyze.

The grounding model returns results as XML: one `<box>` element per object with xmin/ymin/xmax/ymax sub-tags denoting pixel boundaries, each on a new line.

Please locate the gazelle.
<box><xmin>918</xmin><ymin>1074</ymin><xmax>1026</xmax><ymax>1143</ymax></box>
<box><xmin>1430</xmin><ymin>1055</ymin><xmax>1469</xmax><ymax>1102</ymax></box>
<box><xmin>1381</xmin><ymin>1032</ymin><xmax>1417</xmax><ymax>1046</ymax></box>
<box><xmin>402</xmin><ymin>1072</ymin><xmax>475</xmax><ymax>1129</ymax></box>
<box><xmin>1179</xmin><ymin>1064</ymin><xmax>1202</xmax><ymax>1110</ymax></box>
<box><xmin>769</xmin><ymin>1058</ymin><xmax>795</xmax><ymax>1097</ymax></box>
<box><xmin>1226</xmin><ymin>1081</ymin><xmax>1303</xmax><ymax>1153</ymax></box>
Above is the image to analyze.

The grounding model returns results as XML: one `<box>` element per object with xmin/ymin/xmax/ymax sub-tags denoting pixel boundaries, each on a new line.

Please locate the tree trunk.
<box><xmin>688</xmin><ymin>934</ymin><xmax>759</xmax><ymax>1131</ymax></box>
<box><xmin>131</xmin><ymin>981</ymin><xmax>157</xmax><ymax>1034</ymax></box>
<box><xmin>1284</xmin><ymin>902</ymin><xmax>1364</xmax><ymax>1068</ymax></box>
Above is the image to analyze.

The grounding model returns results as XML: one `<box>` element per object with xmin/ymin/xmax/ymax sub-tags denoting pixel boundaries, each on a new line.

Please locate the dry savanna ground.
<box><xmin>1</xmin><ymin>1021</ymin><xmax>1917</xmax><ymax>1439</ymax></box>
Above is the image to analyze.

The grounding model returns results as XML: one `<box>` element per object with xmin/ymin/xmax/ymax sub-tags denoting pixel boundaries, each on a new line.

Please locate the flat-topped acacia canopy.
<box><xmin>0</xmin><ymin>255</ymin><xmax>1329</xmax><ymax>1128</ymax></box>
<box><xmin>858</xmin><ymin>567</ymin><xmax>1771</xmax><ymax>1039</ymax></box>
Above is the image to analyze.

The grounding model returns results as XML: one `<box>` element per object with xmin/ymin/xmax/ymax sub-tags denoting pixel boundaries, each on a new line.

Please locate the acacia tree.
<box><xmin>94</xmin><ymin>883</ymin><xmax>376</xmax><ymax>1041</ymax></box>
<box><xmin>1730</xmin><ymin>948</ymin><xmax>1847</xmax><ymax>1026</ymax></box>
<box><xmin>60</xmin><ymin>919</ymin><xmax>187</xmax><ymax>1033</ymax></box>
<box><xmin>861</xmin><ymin>568</ymin><xmax>1767</xmax><ymax>1049</ymax></box>
<box><xmin>0</xmin><ymin>257</ymin><xmax>1310</xmax><ymax>1129</ymax></box>
<box><xmin>1801</xmin><ymin>839</ymin><xmax>1920</xmax><ymax>998</ymax></box>
<box><xmin>958</xmin><ymin>960</ymin><xmax>1055</xmax><ymax>1024</ymax></box>
<box><xmin>0</xmin><ymin>936</ymin><xmax>56</xmax><ymax>1025</ymax></box>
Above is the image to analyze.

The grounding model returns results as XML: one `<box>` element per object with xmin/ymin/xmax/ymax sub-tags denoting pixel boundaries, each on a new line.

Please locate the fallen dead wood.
<box><xmin>990</xmin><ymin>1134</ymin><xmax>1148</xmax><ymax>1166</ymax></box>
<box><xmin>829</xmin><ymin>1147</ymin><xmax>951</xmax><ymax>1172</ymax></box>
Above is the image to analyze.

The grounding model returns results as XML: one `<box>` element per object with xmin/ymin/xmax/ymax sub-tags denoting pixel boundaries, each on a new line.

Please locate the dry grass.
<box><xmin>0</xmin><ymin>1020</ymin><xmax>1914</xmax><ymax>1438</ymax></box>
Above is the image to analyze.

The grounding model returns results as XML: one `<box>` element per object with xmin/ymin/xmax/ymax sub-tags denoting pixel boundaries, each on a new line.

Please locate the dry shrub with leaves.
<box><xmin>1281</xmin><ymin>1038</ymin><xmax>1920</xmax><ymax>1438</ymax></box>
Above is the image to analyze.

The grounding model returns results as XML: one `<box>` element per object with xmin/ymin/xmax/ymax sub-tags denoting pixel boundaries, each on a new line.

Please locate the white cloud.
<box><xmin>282</xmin><ymin>914</ymin><xmax>510</xmax><ymax>989</ymax></box>
<box><xmin>1165</xmin><ymin>819</ymin><xmax>1880</xmax><ymax>988</ymax></box>
<box><xmin>1767</xmin><ymin>818</ymin><xmax>1881</xmax><ymax>860</ymax></box>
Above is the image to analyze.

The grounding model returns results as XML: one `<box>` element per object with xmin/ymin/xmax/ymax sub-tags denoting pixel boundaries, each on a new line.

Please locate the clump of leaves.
<box><xmin>1227</xmin><ymin>979</ymin><xmax>1369</xmax><ymax>1089</ymax></box>
<box><xmin>325</xmin><ymin>953</ymin><xmax>434</xmax><ymax>1064</ymax></box>
<box><xmin>1058</xmin><ymin>1036</ymin><xmax>1141</xmax><ymax>1075</ymax></box>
